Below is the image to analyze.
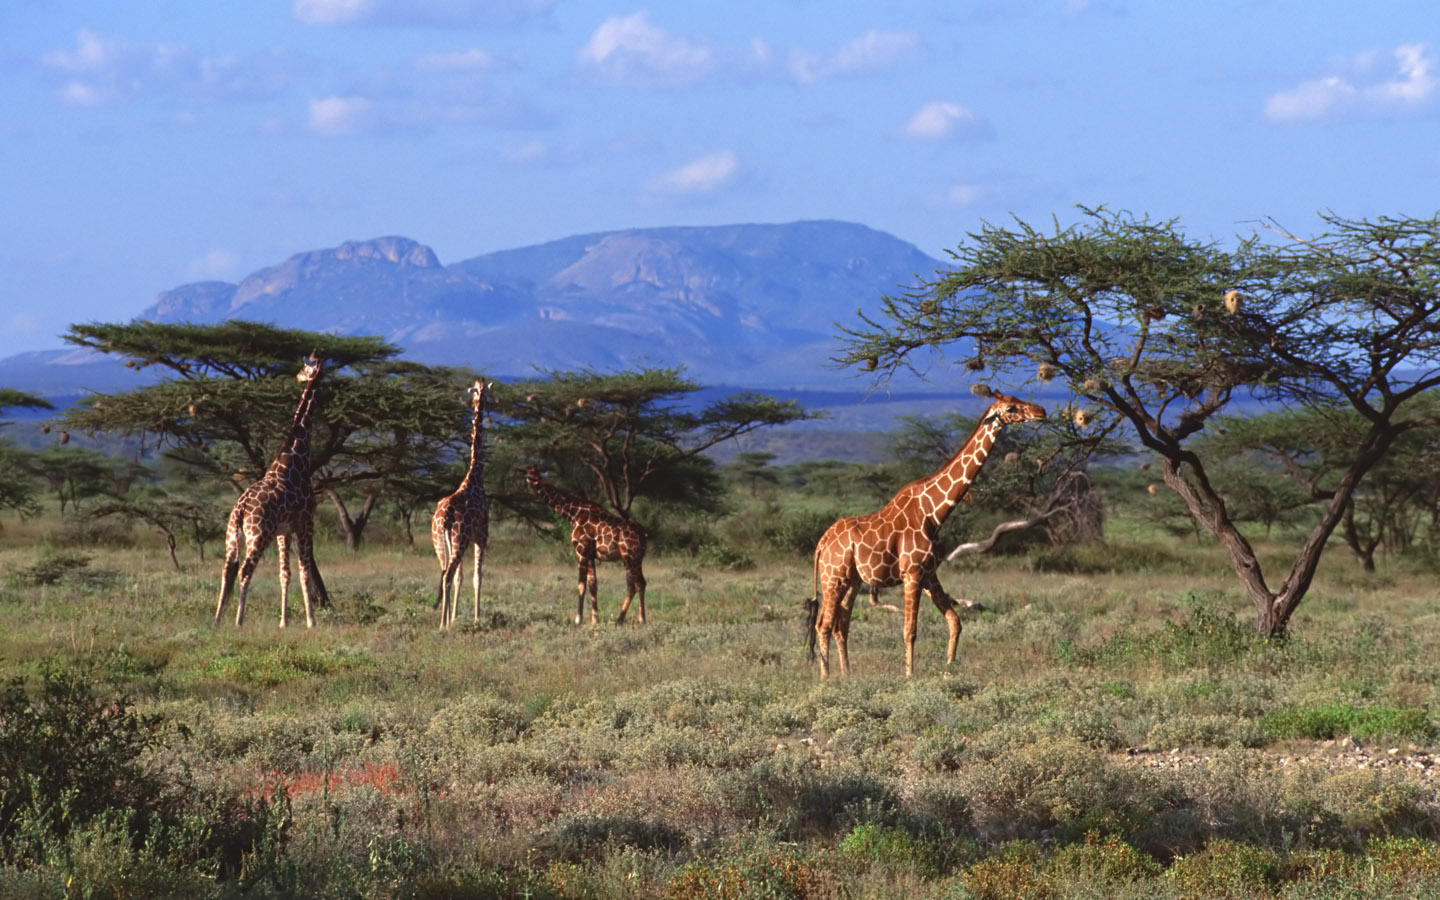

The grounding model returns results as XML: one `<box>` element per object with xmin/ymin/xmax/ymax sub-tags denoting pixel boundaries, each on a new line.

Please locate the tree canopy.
<box><xmin>492</xmin><ymin>367</ymin><xmax>813</xmax><ymax>520</ymax></box>
<box><xmin>841</xmin><ymin>207</ymin><xmax>1440</xmax><ymax>636</ymax></box>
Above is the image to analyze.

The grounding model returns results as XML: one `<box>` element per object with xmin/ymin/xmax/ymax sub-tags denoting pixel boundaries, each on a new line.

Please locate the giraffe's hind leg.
<box><xmin>276</xmin><ymin>534</ymin><xmax>292</xmax><ymax>628</ymax></box>
<box><xmin>232</xmin><ymin>531</ymin><xmax>272</xmax><ymax>627</ymax></box>
<box><xmin>615</xmin><ymin>556</ymin><xmax>646</xmax><ymax>625</ymax></box>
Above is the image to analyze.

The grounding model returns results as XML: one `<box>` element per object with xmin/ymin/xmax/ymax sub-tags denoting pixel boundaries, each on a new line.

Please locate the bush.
<box><xmin>669</xmin><ymin>846</ymin><xmax>822</xmax><ymax>900</ymax></box>
<box><xmin>1259</xmin><ymin>702</ymin><xmax>1435</xmax><ymax>743</ymax></box>
<box><xmin>0</xmin><ymin>669</ymin><xmax>167</xmax><ymax>864</ymax></box>
<box><xmin>1165</xmin><ymin>839</ymin><xmax>1279</xmax><ymax>898</ymax></box>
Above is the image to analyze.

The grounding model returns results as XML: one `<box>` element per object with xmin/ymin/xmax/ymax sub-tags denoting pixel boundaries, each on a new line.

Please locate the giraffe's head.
<box><xmin>298</xmin><ymin>351</ymin><xmax>323</xmax><ymax>383</ymax></box>
<box><xmin>469</xmin><ymin>379</ymin><xmax>490</xmax><ymax>411</ymax></box>
<box><xmin>985</xmin><ymin>392</ymin><xmax>1046</xmax><ymax>426</ymax></box>
<box><xmin>524</xmin><ymin>466</ymin><xmax>544</xmax><ymax>490</ymax></box>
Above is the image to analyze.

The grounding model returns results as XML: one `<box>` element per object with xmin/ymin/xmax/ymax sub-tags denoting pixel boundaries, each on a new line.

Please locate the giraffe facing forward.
<box><xmin>524</xmin><ymin>466</ymin><xmax>648</xmax><ymax>625</ymax></box>
<box><xmin>808</xmin><ymin>390</ymin><xmax>1045</xmax><ymax>678</ymax></box>
<box><xmin>215</xmin><ymin>352</ymin><xmax>330</xmax><ymax>628</ymax></box>
<box><xmin>431</xmin><ymin>379</ymin><xmax>491</xmax><ymax>628</ymax></box>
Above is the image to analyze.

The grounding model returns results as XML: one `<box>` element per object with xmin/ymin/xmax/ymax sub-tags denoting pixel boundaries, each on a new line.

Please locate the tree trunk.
<box><xmin>327</xmin><ymin>490</ymin><xmax>379</xmax><ymax>552</ymax></box>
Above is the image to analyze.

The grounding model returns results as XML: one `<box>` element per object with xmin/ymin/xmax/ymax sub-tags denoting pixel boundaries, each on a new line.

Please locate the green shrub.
<box><xmin>1259</xmin><ymin>702</ymin><xmax>1435</xmax><ymax>743</ymax></box>
<box><xmin>668</xmin><ymin>847</ymin><xmax>822</xmax><ymax>900</ymax></box>
<box><xmin>836</xmin><ymin>822</ymin><xmax>940</xmax><ymax>878</ymax></box>
<box><xmin>1166</xmin><ymin>839</ymin><xmax>1279</xmax><ymax>898</ymax></box>
<box><xmin>1047</xmin><ymin>832</ymin><xmax>1162</xmax><ymax>887</ymax></box>
<box><xmin>958</xmin><ymin>841</ymin><xmax>1049</xmax><ymax>900</ymax></box>
<box><xmin>11</xmin><ymin>550</ymin><xmax>94</xmax><ymax>587</ymax></box>
<box><xmin>0</xmin><ymin>670</ymin><xmax>167</xmax><ymax>864</ymax></box>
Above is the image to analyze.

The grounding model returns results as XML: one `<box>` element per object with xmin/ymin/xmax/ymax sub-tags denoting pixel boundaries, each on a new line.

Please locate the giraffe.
<box><xmin>215</xmin><ymin>352</ymin><xmax>330</xmax><ymax>628</ymax></box>
<box><xmin>524</xmin><ymin>466</ymin><xmax>648</xmax><ymax>625</ymax></box>
<box><xmin>431</xmin><ymin>379</ymin><xmax>491</xmax><ymax>629</ymax></box>
<box><xmin>807</xmin><ymin>390</ymin><xmax>1045</xmax><ymax>678</ymax></box>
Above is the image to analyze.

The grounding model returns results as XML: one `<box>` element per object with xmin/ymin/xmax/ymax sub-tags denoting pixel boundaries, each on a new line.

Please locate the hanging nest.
<box><xmin>964</xmin><ymin>357</ymin><xmax>986</xmax><ymax>371</ymax></box>
<box><xmin>1223</xmin><ymin>289</ymin><xmax>1241</xmax><ymax>315</ymax></box>
<box><xmin>1037</xmin><ymin>363</ymin><xmax>1057</xmax><ymax>383</ymax></box>
<box><xmin>863</xmin><ymin>356</ymin><xmax>878</xmax><ymax>371</ymax></box>
<box><xmin>1072</xmin><ymin>408</ymin><xmax>1093</xmax><ymax>429</ymax></box>
<box><xmin>970</xmin><ymin>384</ymin><xmax>993</xmax><ymax>398</ymax></box>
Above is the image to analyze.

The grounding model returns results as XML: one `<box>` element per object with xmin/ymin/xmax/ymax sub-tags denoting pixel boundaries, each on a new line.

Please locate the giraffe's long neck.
<box><xmin>535</xmin><ymin>481</ymin><xmax>590</xmax><ymax>524</ymax></box>
<box><xmin>921</xmin><ymin>414</ymin><xmax>1005</xmax><ymax>526</ymax></box>
<box><xmin>271</xmin><ymin>376</ymin><xmax>320</xmax><ymax>483</ymax></box>
<box><xmin>457</xmin><ymin>399</ymin><xmax>485</xmax><ymax>493</ymax></box>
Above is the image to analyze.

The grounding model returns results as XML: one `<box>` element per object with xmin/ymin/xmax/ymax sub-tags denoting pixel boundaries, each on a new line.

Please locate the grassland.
<box><xmin>3</xmin><ymin>505</ymin><xmax>1440</xmax><ymax>899</ymax></box>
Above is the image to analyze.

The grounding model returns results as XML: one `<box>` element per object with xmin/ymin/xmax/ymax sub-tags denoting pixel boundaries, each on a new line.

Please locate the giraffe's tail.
<box><xmin>805</xmin><ymin>539</ymin><xmax>823</xmax><ymax>660</ymax></box>
<box><xmin>215</xmin><ymin>505</ymin><xmax>244</xmax><ymax>623</ymax></box>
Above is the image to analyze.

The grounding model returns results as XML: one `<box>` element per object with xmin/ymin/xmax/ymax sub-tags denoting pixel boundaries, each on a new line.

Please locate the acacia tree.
<box><xmin>1210</xmin><ymin>399</ymin><xmax>1440</xmax><ymax>569</ymax></box>
<box><xmin>0</xmin><ymin>390</ymin><xmax>53</xmax><ymax>520</ymax></box>
<box><xmin>841</xmin><ymin>207</ymin><xmax>1440</xmax><ymax>637</ymax></box>
<box><xmin>59</xmin><ymin>321</ymin><xmax>475</xmax><ymax>548</ymax></box>
<box><xmin>492</xmin><ymin>367</ymin><xmax>812</xmax><ymax>520</ymax></box>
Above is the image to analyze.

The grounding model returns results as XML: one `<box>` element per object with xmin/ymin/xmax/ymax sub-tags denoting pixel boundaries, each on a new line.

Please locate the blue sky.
<box><xmin>3</xmin><ymin>0</ymin><xmax>1437</xmax><ymax>360</ymax></box>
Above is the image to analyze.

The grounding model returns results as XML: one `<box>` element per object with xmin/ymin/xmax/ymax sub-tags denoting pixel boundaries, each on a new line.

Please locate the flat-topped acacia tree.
<box><xmin>840</xmin><ymin>207</ymin><xmax>1440</xmax><ymax>637</ymax></box>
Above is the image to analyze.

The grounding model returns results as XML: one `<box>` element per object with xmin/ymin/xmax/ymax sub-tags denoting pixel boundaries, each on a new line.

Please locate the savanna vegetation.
<box><xmin>3</xmin><ymin>210</ymin><xmax>1440</xmax><ymax>898</ymax></box>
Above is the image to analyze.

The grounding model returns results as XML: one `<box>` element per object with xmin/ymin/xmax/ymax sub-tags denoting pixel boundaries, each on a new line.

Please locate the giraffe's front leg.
<box><xmin>902</xmin><ymin>577</ymin><xmax>923</xmax><ymax>677</ymax></box>
<box><xmin>585</xmin><ymin>560</ymin><xmax>600</xmax><ymax>625</ymax></box>
<box><xmin>573</xmin><ymin>550</ymin><xmax>589</xmax><ymax>625</ymax></box>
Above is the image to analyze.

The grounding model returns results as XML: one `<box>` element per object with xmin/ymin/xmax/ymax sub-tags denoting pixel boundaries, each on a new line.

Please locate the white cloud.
<box><xmin>415</xmin><ymin>47</ymin><xmax>503</xmax><ymax>71</ymax></box>
<box><xmin>901</xmin><ymin>101</ymin><xmax>992</xmax><ymax>141</ymax></box>
<box><xmin>293</xmin><ymin>0</ymin><xmax>555</xmax><ymax>27</ymax></box>
<box><xmin>292</xmin><ymin>0</ymin><xmax>373</xmax><ymax>24</ymax></box>
<box><xmin>41</xmin><ymin>30</ymin><xmax>304</xmax><ymax>107</ymax></box>
<box><xmin>788</xmin><ymin>28</ymin><xmax>917</xmax><ymax>85</ymax></box>
<box><xmin>941</xmin><ymin>183</ymin><xmax>983</xmax><ymax>206</ymax></box>
<box><xmin>577</xmin><ymin>12</ymin><xmax>713</xmax><ymax>86</ymax></box>
<box><xmin>308</xmin><ymin>96</ymin><xmax>375</xmax><ymax>136</ymax></box>
<box><xmin>186</xmin><ymin>249</ymin><xmax>242</xmax><ymax>280</ymax></box>
<box><xmin>644</xmin><ymin>150</ymin><xmax>740</xmax><ymax>197</ymax></box>
<box><xmin>1265</xmin><ymin>43</ymin><xmax>1437</xmax><ymax>122</ymax></box>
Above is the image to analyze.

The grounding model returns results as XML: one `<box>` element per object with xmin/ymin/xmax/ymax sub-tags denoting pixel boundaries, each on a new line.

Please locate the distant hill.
<box><xmin>138</xmin><ymin>221</ymin><xmax>944</xmax><ymax>388</ymax></box>
<box><xmin>0</xmin><ymin>221</ymin><xmax>1032</xmax><ymax>434</ymax></box>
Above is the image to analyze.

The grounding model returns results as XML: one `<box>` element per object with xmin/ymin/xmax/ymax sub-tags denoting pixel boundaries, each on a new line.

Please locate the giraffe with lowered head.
<box><xmin>215</xmin><ymin>351</ymin><xmax>330</xmax><ymax>628</ymax></box>
<box><xmin>525</xmin><ymin>466</ymin><xmax>648</xmax><ymax>625</ymax></box>
<box><xmin>808</xmin><ymin>388</ymin><xmax>1045</xmax><ymax>678</ymax></box>
<box><xmin>431</xmin><ymin>379</ymin><xmax>491</xmax><ymax>628</ymax></box>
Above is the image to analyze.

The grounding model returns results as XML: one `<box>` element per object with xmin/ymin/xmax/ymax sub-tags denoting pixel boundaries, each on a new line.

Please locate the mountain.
<box><xmin>137</xmin><ymin>221</ymin><xmax>943</xmax><ymax>386</ymax></box>
<box><xmin>0</xmin><ymin>221</ymin><xmax>1015</xmax><ymax>433</ymax></box>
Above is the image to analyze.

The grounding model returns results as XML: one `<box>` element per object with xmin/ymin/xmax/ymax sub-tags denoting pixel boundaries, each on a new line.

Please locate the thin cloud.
<box><xmin>1265</xmin><ymin>43</ymin><xmax>1436</xmax><ymax>122</ymax></box>
<box><xmin>415</xmin><ymin>48</ymin><xmax>506</xmax><ymax>71</ymax></box>
<box><xmin>788</xmin><ymin>28</ymin><xmax>917</xmax><ymax>85</ymax></box>
<box><xmin>186</xmin><ymin>249</ymin><xmax>242</xmax><ymax>281</ymax></box>
<box><xmin>292</xmin><ymin>0</ymin><xmax>555</xmax><ymax>28</ymax></box>
<box><xmin>900</xmin><ymin>101</ymin><xmax>993</xmax><ymax>141</ymax></box>
<box><xmin>577</xmin><ymin>12</ymin><xmax>713</xmax><ymax>86</ymax></box>
<box><xmin>308</xmin><ymin>95</ymin><xmax>376</xmax><ymax>136</ymax></box>
<box><xmin>42</xmin><ymin>30</ymin><xmax>304</xmax><ymax>107</ymax></box>
<box><xmin>644</xmin><ymin>150</ymin><xmax>740</xmax><ymax>198</ymax></box>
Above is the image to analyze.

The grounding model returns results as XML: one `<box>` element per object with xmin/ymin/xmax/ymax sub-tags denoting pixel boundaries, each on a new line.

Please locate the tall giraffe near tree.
<box><xmin>525</xmin><ymin>466</ymin><xmax>648</xmax><ymax>625</ymax></box>
<box><xmin>431</xmin><ymin>379</ymin><xmax>491</xmax><ymax>629</ymax></box>
<box><xmin>808</xmin><ymin>388</ymin><xmax>1045</xmax><ymax>678</ymax></box>
<box><xmin>215</xmin><ymin>352</ymin><xmax>331</xmax><ymax>628</ymax></box>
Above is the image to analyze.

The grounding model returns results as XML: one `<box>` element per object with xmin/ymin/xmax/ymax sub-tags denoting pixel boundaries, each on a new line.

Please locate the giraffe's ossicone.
<box><xmin>808</xmin><ymin>390</ymin><xmax>1045</xmax><ymax>678</ymax></box>
<box><xmin>214</xmin><ymin>351</ymin><xmax>330</xmax><ymax>628</ymax></box>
